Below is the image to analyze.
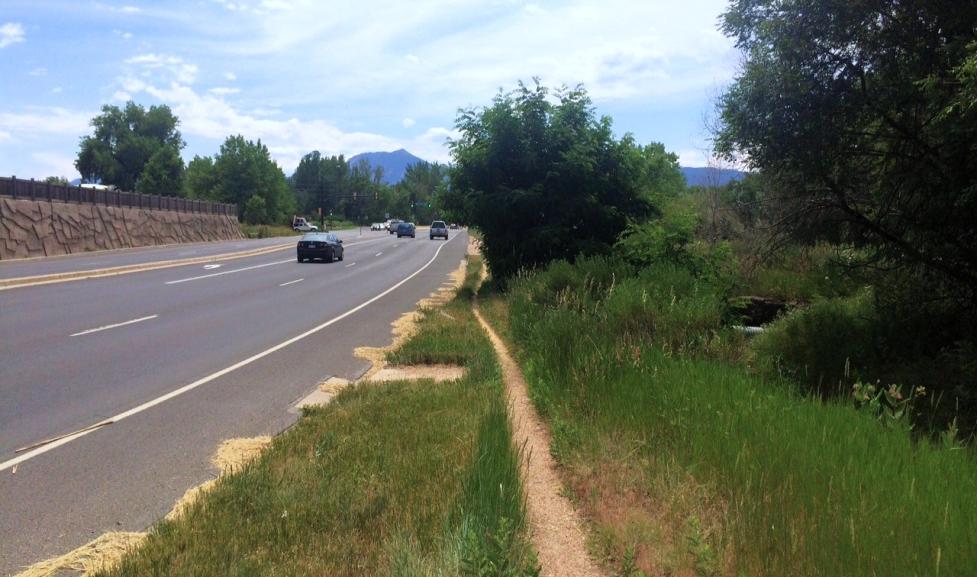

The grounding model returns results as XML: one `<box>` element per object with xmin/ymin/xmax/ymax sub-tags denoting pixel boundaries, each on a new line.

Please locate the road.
<box><xmin>0</xmin><ymin>228</ymin><xmax>468</xmax><ymax>575</ymax></box>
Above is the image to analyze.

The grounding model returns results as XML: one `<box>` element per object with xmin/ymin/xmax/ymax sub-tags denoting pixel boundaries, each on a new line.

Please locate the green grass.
<box><xmin>97</xmin><ymin>255</ymin><xmax>536</xmax><ymax>577</ymax></box>
<box><xmin>494</xmin><ymin>256</ymin><xmax>977</xmax><ymax>576</ymax></box>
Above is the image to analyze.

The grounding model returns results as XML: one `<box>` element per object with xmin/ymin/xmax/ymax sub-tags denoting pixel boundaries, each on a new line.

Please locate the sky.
<box><xmin>0</xmin><ymin>0</ymin><xmax>741</xmax><ymax>181</ymax></box>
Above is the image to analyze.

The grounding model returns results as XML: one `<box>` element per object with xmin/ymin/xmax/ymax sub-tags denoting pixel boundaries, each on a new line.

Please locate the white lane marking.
<box><xmin>0</xmin><ymin>234</ymin><xmax>459</xmax><ymax>473</ymax></box>
<box><xmin>203</xmin><ymin>264</ymin><xmax>221</xmax><ymax>270</ymax></box>
<box><xmin>279</xmin><ymin>278</ymin><xmax>304</xmax><ymax>287</ymax></box>
<box><xmin>375</xmin><ymin>252</ymin><xmax>383</xmax><ymax>257</ymax></box>
<box><xmin>164</xmin><ymin>238</ymin><xmax>379</xmax><ymax>285</ymax></box>
<box><xmin>166</xmin><ymin>258</ymin><xmax>293</xmax><ymax>284</ymax></box>
<box><xmin>70</xmin><ymin>315</ymin><xmax>158</xmax><ymax>337</ymax></box>
<box><xmin>345</xmin><ymin>263</ymin><xmax>356</xmax><ymax>268</ymax></box>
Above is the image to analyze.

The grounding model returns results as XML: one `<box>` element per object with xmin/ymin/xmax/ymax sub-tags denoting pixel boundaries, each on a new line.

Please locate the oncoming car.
<box><xmin>297</xmin><ymin>232</ymin><xmax>344</xmax><ymax>263</ymax></box>
<box><xmin>371</xmin><ymin>222</ymin><xmax>385</xmax><ymax>231</ymax></box>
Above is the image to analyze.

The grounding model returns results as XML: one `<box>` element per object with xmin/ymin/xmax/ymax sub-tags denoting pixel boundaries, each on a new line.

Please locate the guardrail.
<box><xmin>0</xmin><ymin>176</ymin><xmax>236</xmax><ymax>216</ymax></box>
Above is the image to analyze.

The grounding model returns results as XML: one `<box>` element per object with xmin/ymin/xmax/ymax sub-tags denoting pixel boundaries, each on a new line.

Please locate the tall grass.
<box><xmin>504</xmin><ymin>256</ymin><xmax>977</xmax><ymax>576</ymax></box>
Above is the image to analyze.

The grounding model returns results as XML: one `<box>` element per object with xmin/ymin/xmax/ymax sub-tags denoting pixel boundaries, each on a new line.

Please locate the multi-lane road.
<box><xmin>0</xmin><ymin>228</ymin><xmax>468</xmax><ymax>575</ymax></box>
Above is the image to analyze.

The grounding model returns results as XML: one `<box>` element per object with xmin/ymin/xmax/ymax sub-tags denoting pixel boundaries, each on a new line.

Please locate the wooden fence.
<box><xmin>0</xmin><ymin>176</ymin><xmax>236</xmax><ymax>216</ymax></box>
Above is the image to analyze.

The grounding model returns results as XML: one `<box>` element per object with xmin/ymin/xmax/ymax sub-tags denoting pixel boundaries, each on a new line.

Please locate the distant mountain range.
<box><xmin>347</xmin><ymin>149</ymin><xmax>427</xmax><ymax>185</ymax></box>
<box><xmin>680</xmin><ymin>167</ymin><xmax>747</xmax><ymax>187</ymax></box>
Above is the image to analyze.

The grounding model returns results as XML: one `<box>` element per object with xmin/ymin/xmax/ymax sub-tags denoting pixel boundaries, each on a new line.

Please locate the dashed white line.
<box><xmin>345</xmin><ymin>263</ymin><xmax>356</xmax><ymax>268</ymax></box>
<box><xmin>0</xmin><ymin>234</ymin><xmax>458</xmax><ymax>473</ymax></box>
<box><xmin>375</xmin><ymin>252</ymin><xmax>383</xmax><ymax>257</ymax></box>
<box><xmin>166</xmin><ymin>258</ymin><xmax>294</xmax><ymax>284</ymax></box>
<box><xmin>70</xmin><ymin>314</ymin><xmax>158</xmax><ymax>337</ymax></box>
<box><xmin>279</xmin><ymin>278</ymin><xmax>304</xmax><ymax>287</ymax></box>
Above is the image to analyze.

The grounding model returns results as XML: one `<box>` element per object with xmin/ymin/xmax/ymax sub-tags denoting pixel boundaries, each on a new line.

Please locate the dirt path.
<box><xmin>472</xmin><ymin>303</ymin><xmax>603</xmax><ymax>577</ymax></box>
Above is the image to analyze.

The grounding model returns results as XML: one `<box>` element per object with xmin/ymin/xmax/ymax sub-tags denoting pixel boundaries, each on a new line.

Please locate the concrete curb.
<box><xmin>0</xmin><ymin>242</ymin><xmax>293</xmax><ymax>290</ymax></box>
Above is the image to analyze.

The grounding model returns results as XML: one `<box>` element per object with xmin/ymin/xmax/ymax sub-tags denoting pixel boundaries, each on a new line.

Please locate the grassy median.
<box><xmin>97</xmin><ymin>255</ymin><xmax>536</xmax><ymax>577</ymax></box>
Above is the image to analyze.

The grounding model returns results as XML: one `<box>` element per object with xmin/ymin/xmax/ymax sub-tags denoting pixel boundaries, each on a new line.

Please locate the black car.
<box><xmin>297</xmin><ymin>232</ymin><xmax>344</xmax><ymax>263</ymax></box>
<box><xmin>396</xmin><ymin>222</ymin><xmax>416</xmax><ymax>238</ymax></box>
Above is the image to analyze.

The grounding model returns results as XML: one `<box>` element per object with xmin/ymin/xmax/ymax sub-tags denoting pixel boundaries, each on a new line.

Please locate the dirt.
<box><xmin>472</xmin><ymin>302</ymin><xmax>603</xmax><ymax>576</ymax></box>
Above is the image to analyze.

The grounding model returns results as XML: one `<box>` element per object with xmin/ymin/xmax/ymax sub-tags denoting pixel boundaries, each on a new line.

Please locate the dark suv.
<box><xmin>430</xmin><ymin>220</ymin><xmax>448</xmax><ymax>240</ymax></box>
<box><xmin>396</xmin><ymin>222</ymin><xmax>416</xmax><ymax>238</ymax></box>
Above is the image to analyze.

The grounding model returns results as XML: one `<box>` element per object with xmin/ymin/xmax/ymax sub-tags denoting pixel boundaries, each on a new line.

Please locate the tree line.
<box><xmin>72</xmin><ymin>102</ymin><xmax>449</xmax><ymax>226</ymax></box>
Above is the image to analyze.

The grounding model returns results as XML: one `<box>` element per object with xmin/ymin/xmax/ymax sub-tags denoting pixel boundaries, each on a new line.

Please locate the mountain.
<box><xmin>348</xmin><ymin>149</ymin><xmax>428</xmax><ymax>185</ymax></box>
<box><xmin>680</xmin><ymin>167</ymin><xmax>747</xmax><ymax>188</ymax></box>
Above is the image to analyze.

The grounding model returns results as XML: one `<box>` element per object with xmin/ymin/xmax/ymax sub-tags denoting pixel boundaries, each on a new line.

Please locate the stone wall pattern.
<box><xmin>0</xmin><ymin>197</ymin><xmax>244</xmax><ymax>260</ymax></box>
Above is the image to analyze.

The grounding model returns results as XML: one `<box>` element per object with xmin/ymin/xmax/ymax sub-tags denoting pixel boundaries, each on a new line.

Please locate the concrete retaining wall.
<box><xmin>0</xmin><ymin>197</ymin><xmax>244</xmax><ymax>260</ymax></box>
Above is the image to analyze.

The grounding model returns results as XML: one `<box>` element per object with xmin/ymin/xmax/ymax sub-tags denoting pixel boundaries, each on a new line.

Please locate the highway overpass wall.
<box><xmin>0</xmin><ymin>197</ymin><xmax>244</xmax><ymax>260</ymax></box>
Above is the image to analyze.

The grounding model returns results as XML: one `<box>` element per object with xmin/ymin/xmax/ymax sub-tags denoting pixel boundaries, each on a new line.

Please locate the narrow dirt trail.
<box><xmin>472</xmin><ymin>302</ymin><xmax>603</xmax><ymax>577</ymax></box>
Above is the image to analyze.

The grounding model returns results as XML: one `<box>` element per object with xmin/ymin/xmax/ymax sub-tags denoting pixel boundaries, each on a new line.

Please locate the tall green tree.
<box><xmin>290</xmin><ymin>151</ymin><xmax>348</xmax><ymax>218</ymax></box>
<box><xmin>213</xmin><ymin>135</ymin><xmax>295</xmax><ymax>224</ymax></box>
<box><xmin>447</xmin><ymin>81</ymin><xmax>655</xmax><ymax>282</ymax></box>
<box><xmin>716</xmin><ymin>0</ymin><xmax>977</xmax><ymax>310</ymax></box>
<box><xmin>75</xmin><ymin>101</ymin><xmax>185</xmax><ymax>193</ymax></box>
<box><xmin>183</xmin><ymin>155</ymin><xmax>218</xmax><ymax>199</ymax></box>
<box><xmin>395</xmin><ymin>161</ymin><xmax>448</xmax><ymax>224</ymax></box>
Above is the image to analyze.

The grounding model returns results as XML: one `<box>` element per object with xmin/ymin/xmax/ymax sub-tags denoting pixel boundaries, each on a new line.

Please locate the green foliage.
<box><xmin>76</xmin><ymin>101</ymin><xmax>185</xmax><ymax>193</ymax></box>
<box><xmin>447</xmin><ymin>81</ymin><xmax>656</xmax><ymax>283</ymax></box>
<box><xmin>136</xmin><ymin>146</ymin><xmax>184</xmax><ymax>196</ymax></box>
<box><xmin>504</xmin><ymin>257</ymin><xmax>977</xmax><ymax>576</ymax></box>
<box><xmin>616</xmin><ymin>196</ymin><xmax>735</xmax><ymax>285</ymax></box>
<box><xmin>242</xmin><ymin>194</ymin><xmax>267</xmax><ymax>225</ymax></box>
<box><xmin>395</xmin><ymin>161</ymin><xmax>449</xmax><ymax>224</ymax></box>
<box><xmin>716</xmin><ymin>0</ymin><xmax>977</xmax><ymax>312</ymax></box>
<box><xmin>752</xmin><ymin>290</ymin><xmax>876</xmax><ymax>395</ymax></box>
<box><xmin>291</xmin><ymin>151</ymin><xmax>349</xmax><ymax>216</ymax></box>
<box><xmin>182</xmin><ymin>155</ymin><xmax>217</xmax><ymax>199</ymax></box>
<box><xmin>44</xmin><ymin>176</ymin><xmax>68</xmax><ymax>185</ymax></box>
<box><xmin>212</xmin><ymin>135</ymin><xmax>295</xmax><ymax>224</ymax></box>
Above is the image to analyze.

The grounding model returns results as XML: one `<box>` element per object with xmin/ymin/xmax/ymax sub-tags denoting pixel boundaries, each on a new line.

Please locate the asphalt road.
<box><xmin>0</xmin><ymin>228</ymin><xmax>468</xmax><ymax>575</ymax></box>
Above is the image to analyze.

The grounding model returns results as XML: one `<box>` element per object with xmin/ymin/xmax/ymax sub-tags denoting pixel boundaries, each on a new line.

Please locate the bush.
<box><xmin>752</xmin><ymin>290</ymin><xmax>876</xmax><ymax>395</ymax></box>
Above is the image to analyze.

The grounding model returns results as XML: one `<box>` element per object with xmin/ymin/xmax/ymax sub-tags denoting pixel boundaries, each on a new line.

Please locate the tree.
<box><xmin>213</xmin><ymin>135</ymin><xmax>295</xmax><ymax>224</ymax></box>
<box><xmin>396</xmin><ymin>161</ymin><xmax>449</xmax><ymax>224</ymax></box>
<box><xmin>447</xmin><ymin>81</ymin><xmax>655</xmax><ymax>282</ymax></box>
<box><xmin>75</xmin><ymin>101</ymin><xmax>185</xmax><ymax>193</ymax></box>
<box><xmin>137</xmin><ymin>146</ymin><xmax>184</xmax><ymax>196</ymax></box>
<box><xmin>716</xmin><ymin>0</ymin><xmax>977</xmax><ymax>311</ymax></box>
<box><xmin>183</xmin><ymin>155</ymin><xmax>218</xmax><ymax>199</ymax></box>
<box><xmin>44</xmin><ymin>176</ymin><xmax>68</xmax><ymax>185</ymax></box>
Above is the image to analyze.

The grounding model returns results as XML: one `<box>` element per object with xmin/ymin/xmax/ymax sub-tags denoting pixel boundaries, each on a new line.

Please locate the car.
<box><xmin>430</xmin><ymin>220</ymin><xmax>448</xmax><ymax>240</ymax></box>
<box><xmin>387</xmin><ymin>219</ymin><xmax>403</xmax><ymax>234</ymax></box>
<box><xmin>292</xmin><ymin>216</ymin><xmax>318</xmax><ymax>232</ymax></box>
<box><xmin>396</xmin><ymin>222</ymin><xmax>416</xmax><ymax>238</ymax></box>
<box><xmin>371</xmin><ymin>222</ymin><xmax>385</xmax><ymax>231</ymax></box>
<box><xmin>449</xmin><ymin>223</ymin><xmax>459</xmax><ymax>229</ymax></box>
<box><xmin>297</xmin><ymin>232</ymin><xmax>344</xmax><ymax>263</ymax></box>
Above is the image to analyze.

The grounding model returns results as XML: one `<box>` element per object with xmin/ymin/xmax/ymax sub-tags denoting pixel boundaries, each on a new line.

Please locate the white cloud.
<box><xmin>0</xmin><ymin>107</ymin><xmax>91</xmax><ymax>136</ymax></box>
<box><xmin>125</xmin><ymin>53</ymin><xmax>198</xmax><ymax>84</ymax></box>
<box><xmin>0</xmin><ymin>130</ymin><xmax>11</xmax><ymax>142</ymax></box>
<box><xmin>0</xmin><ymin>22</ymin><xmax>25</xmax><ymax>48</ymax></box>
<box><xmin>223</xmin><ymin>71</ymin><xmax>237</xmax><ymax>81</ymax></box>
<box><xmin>121</xmin><ymin>5</ymin><xmax>141</xmax><ymax>13</ymax></box>
<box><xmin>401</xmin><ymin>117</ymin><xmax>415</xmax><ymax>128</ymax></box>
<box><xmin>209</xmin><ymin>87</ymin><xmax>240</xmax><ymax>95</ymax></box>
<box><xmin>118</xmin><ymin>75</ymin><xmax>405</xmax><ymax>172</ymax></box>
<box><xmin>112</xmin><ymin>90</ymin><xmax>131</xmax><ymax>101</ymax></box>
<box><xmin>51</xmin><ymin>86</ymin><xmax>63</xmax><ymax>94</ymax></box>
<box><xmin>29</xmin><ymin>67</ymin><xmax>47</xmax><ymax>77</ymax></box>
<box><xmin>114</xmin><ymin>29</ymin><xmax>134</xmax><ymax>40</ymax></box>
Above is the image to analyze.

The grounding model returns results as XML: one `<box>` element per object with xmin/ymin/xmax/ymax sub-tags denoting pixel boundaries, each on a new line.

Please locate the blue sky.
<box><xmin>0</xmin><ymin>0</ymin><xmax>740</xmax><ymax>181</ymax></box>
